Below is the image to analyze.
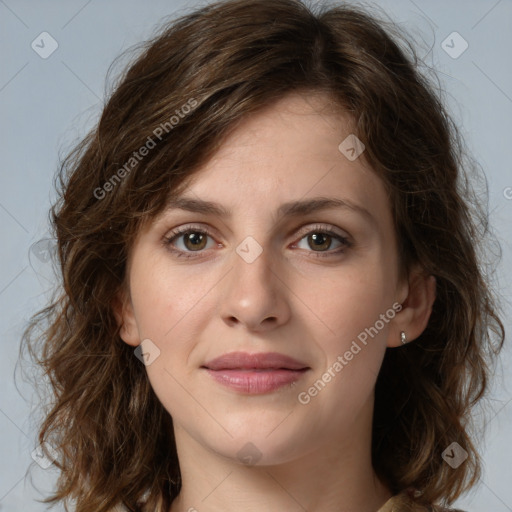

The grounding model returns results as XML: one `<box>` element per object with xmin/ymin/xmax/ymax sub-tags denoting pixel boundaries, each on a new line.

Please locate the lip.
<box><xmin>201</xmin><ymin>351</ymin><xmax>310</xmax><ymax>394</ymax></box>
<box><xmin>203</xmin><ymin>351</ymin><xmax>309</xmax><ymax>371</ymax></box>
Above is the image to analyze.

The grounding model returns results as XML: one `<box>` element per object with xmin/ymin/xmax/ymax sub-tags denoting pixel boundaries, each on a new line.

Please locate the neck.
<box><xmin>168</xmin><ymin>399</ymin><xmax>392</xmax><ymax>512</ymax></box>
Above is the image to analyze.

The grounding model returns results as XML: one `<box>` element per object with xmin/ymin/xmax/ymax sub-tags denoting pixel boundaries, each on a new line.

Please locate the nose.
<box><xmin>218</xmin><ymin>240</ymin><xmax>291</xmax><ymax>332</ymax></box>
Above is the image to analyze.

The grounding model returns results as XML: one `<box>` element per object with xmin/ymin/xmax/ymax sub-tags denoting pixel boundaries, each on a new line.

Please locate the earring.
<box><xmin>400</xmin><ymin>331</ymin><xmax>407</xmax><ymax>345</ymax></box>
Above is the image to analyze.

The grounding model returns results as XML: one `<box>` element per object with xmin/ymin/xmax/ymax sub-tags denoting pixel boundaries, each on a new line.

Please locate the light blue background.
<box><xmin>1</xmin><ymin>0</ymin><xmax>511</xmax><ymax>510</ymax></box>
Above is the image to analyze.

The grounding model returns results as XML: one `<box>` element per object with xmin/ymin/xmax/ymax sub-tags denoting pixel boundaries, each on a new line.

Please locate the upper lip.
<box><xmin>202</xmin><ymin>351</ymin><xmax>309</xmax><ymax>371</ymax></box>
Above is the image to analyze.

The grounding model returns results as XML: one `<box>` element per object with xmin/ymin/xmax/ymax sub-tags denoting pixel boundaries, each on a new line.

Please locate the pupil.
<box><xmin>310</xmin><ymin>233</ymin><xmax>330</xmax><ymax>250</ymax></box>
<box><xmin>187</xmin><ymin>233</ymin><xmax>204</xmax><ymax>249</ymax></box>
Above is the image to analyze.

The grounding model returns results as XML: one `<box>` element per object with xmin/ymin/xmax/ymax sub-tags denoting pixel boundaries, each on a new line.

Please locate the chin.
<box><xmin>202</xmin><ymin>420</ymin><xmax>313</xmax><ymax>467</ymax></box>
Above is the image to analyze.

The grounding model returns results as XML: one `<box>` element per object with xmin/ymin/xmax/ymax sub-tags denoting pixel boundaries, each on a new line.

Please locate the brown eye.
<box><xmin>293</xmin><ymin>225</ymin><xmax>352</xmax><ymax>257</ymax></box>
<box><xmin>164</xmin><ymin>227</ymin><xmax>216</xmax><ymax>258</ymax></box>
<box><xmin>181</xmin><ymin>232</ymin><xmax>208</xmax><ymax>251</ymax></box>
<box><xmin>307</xmin><ymin>233</ymin><xmax>333</xmax><ymax>251</ymax></box>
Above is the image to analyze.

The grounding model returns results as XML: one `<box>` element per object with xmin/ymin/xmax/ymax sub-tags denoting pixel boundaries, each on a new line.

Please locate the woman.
<box><xmin>23</xmin><ymin>0</ymin><xmax>505</xmax><ymax>511</ymax></box>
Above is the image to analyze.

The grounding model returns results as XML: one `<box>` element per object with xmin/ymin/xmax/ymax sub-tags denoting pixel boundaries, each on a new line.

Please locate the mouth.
<box><xmin>202</xmin><ymin>351</ymin><xmax>309</xmax><ymax>371</ymax></box>
<box><xmin>201</xmin><ymin>351</ymin><xmax>310</xmax><ymax>394</ymax></box>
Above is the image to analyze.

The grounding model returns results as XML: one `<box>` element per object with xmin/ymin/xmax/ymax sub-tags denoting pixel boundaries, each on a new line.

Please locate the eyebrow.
<box><xmin>164</xmin><ymin>196</ymin><xmax>375</xmax><ymax>224</ymax></box>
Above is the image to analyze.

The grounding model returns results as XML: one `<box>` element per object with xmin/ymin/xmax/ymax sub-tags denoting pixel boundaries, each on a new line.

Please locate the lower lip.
<box><xmin>204</xmin><ymin>368</ymin><xmax>308</xmax><ymax>394</ymax></box>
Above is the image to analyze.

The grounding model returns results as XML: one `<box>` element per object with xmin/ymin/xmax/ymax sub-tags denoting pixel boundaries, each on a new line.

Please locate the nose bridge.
<box><xmin>232</xmin><ymin>235</ymin><xmax>277</xmax><ymax>301</ymax></box>
<box><xmin>219</xmin><ymin>234</ymin><xmax>288</xmax><ymax>329</ymax></box>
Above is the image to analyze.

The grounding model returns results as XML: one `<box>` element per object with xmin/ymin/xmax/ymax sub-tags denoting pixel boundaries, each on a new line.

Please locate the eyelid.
<box><xmin>163</xmin><ymin>223</ymin><xmax>219</xmax><ymax>241</ymax></box>
<box><xmin>163</xmin><ymin>223</ymin><xmax>220</xmax><ymax>250</ymax></box>
<box><xmin>164</xmin><ymin>222</ymin><xmax>349</xmax><ymax>242</ymax></box>
<box><xmin>163</xmin><ymin>222</ymin><xmax>352</xmax><ymax>257</ymax></box>
<box><xmin>292</xmin><ymin>223</ymin><xmax>350</xmax><ymax>241</ymax></box>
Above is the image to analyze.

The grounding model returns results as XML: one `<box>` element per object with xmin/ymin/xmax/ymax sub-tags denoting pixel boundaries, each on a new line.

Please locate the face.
<box><xmin>118</xmin><ymin>91</ymin><xmax>413</xmax><ymax>466</ymax></box>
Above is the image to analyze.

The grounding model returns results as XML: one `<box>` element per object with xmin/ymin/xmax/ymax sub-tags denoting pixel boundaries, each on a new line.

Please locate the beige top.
<box><xmin>377</xmin><ymin>491</ymin><xmax>465</xmax><ymax>512</ymax></box>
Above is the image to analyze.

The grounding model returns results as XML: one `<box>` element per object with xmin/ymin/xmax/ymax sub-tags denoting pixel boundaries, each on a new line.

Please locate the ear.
<box><xmin>112</xmin><ymin>286</ymin><xmax>140</xmax><ymax>347</ymax></box>
<box><xmin>387</xmin><ymin>266</ymin><xmax>436</xmax><ymax>348</ymax></box>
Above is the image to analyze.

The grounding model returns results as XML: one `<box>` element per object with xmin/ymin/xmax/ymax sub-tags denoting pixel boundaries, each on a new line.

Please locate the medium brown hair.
<box><xmin>21</xmin><ymin>0</ymin><xmax>505</xmax><ymax>510</ymax></box>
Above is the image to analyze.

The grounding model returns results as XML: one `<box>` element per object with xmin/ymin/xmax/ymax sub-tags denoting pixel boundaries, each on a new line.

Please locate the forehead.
<box><xmin>172</xmin><ymin>92</ymin><xmax>389</xmax><ymax>222</ymax></box>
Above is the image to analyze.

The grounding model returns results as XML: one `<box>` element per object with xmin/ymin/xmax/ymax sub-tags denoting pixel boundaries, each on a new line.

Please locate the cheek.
<box><xmin>295</xmin><ymin>275</ymin><xmax>390</xmax><ymax>426</ymax></box>
<box><xmin>129</xmin><ymin>254</ymin><xmax>208</xmax><ymax>340</ymax></box>
<box><xmin>128</xmin><ymin>256</ymin><xmax>215</xmax><ymax>412</ymax></box>
<box><xmin>307</xmin><ymin>265</ymin><xmax>392</xmax><ymax>347</ymax></box>
<box><xmin>297</xmin><ymin>262</ymin><xmax>393</xmax><ymax>408</ymax></box>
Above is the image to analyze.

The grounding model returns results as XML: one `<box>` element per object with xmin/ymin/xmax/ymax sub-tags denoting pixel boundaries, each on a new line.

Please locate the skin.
<box><xmin>116</xmin><ymin>91</ymin><xmax>436</xmax><ymax>512</ymax></box>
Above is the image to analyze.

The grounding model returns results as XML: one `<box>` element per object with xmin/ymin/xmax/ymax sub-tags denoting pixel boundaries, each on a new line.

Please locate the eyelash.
<box><xmin>162</xmin><ymin>224</ymin><xmax>352</xmax><ymax>259</ymax></box>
